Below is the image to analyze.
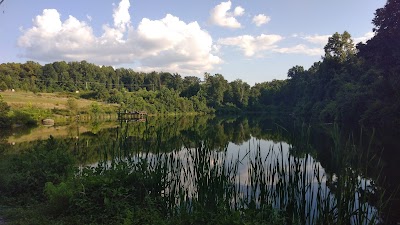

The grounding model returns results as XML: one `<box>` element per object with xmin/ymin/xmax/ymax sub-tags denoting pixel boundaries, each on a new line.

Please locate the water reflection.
<box><xmin>0</xmin><ymin>115</ymin><xmax>393</xmax><ymax>224</ymax></box>
<box><xmin>115</xmin><ymin>136</ymin><xmax>379</xmax><ymax>224</ymax></box>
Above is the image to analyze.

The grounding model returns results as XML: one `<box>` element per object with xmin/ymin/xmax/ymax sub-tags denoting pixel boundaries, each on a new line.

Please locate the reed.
<box><xmin>86</xmin><ymin>122</ymin><xmax>385</xmax><ymax>224</ymax></box>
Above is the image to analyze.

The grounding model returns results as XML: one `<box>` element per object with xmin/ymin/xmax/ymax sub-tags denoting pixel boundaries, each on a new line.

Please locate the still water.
<box><xmin>0</xmin><ymin>115</ymin><xmax>398</xmax><ymax>224</ymax></box>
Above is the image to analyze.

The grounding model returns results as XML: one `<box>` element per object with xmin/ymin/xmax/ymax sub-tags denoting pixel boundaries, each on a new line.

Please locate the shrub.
<box><xmin>11</xmin><ymin>110</ymin><xmax>37</xmax><ymax>126</ymax></box>
<box><xmin>0</xmin><ymin>136</ymin><xmax>75</xmax><ymax>203</ymax></box>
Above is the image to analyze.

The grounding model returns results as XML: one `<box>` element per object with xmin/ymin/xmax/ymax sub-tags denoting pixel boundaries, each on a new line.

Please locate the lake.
<box><xmin>0</xmin><ymin>115</ymin><xmax>399</xmax><ymax>224</ymax></box>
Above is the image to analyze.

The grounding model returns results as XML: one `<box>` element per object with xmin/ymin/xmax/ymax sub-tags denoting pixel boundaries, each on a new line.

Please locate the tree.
<box><xmin>324</xmin><ymin>31</ymin><xmax>356</xmax><ymax>62</ymax></box>
<box><xmin>227</xmin><ymin>79</ymin><xmax>250</xmax><ymax>108</ymax></box>
<box><xmin>107</xmin><ymin>89</ymin><xmax>124</xmax><ymax>104</ymax></box>
<box><xmin>42</xmin><ymin>63</ymin><xmax>59</xmax><ymax>91</ymax></box>
<box><xmin>181</xmin><ymin>76</ymin><xmax>201</xmax><ymax>98</ymax></box>
<box><xmin>372</xmin><ymin>0</ymin><xmax>400</xmax><ymax>35</ymax></box>
<box><xmin>355</xmin><ymin>0</ymin><xmax>400</xmax><ymax>128</ymax></box>
<box><xmin>0</xmin><ymin>81</ymin><xmax>8</xmax><ymax>91</ymax></box>
<box><xmin>358</xmin><ymin>0</ymin><xmax>400</xmax><ymax>68</ymax></box>
<box><xmin>203</xmin><ymin>73</ymin><xmax>228</xmax><ymax>107</ymax></box>
<box><xmin>144</xmin><ymin>72</ymin><xmax>160</xmax><ymax>91</ymax></box>
<box><xmin>287</xmin><ymin>65</ymin><xmax>305</xmax><ymax>79</ymax></box>
<box><xmin>160</xmin><ymin>72</ymin><xmax>181</xmax><ymax>90</ymax></box>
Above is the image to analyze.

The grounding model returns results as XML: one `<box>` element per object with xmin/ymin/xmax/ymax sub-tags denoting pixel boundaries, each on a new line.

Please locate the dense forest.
<box><xmin>1</xmin><ymin>0</ymin><xmax>399</xmax><ymax>130</ymax></box>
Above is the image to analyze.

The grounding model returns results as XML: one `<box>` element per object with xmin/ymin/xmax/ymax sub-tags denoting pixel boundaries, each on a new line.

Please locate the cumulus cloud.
<box><xmin>18</xmin><ymin>9</ymin><xmax>96</xmax><ymax>61</ymax></box>
<box><xmin>17</xmin><ymin>0</ymin><xmax>221</xmax><ymax>74</ymax></box>
<box><xmin>210</xmin><ymin>1</ymin><xmax>244</xmax><ymax>28</ymax></box>
<box><xmin>218</xmin><ymin>34</ymin><xmax>282</xmax><ymax>57</ymax></box>
<box><xmin>252</xmin><ymin>14</ymin><xmax>270</xmax><ymax>27</ymax></box>
<box><xmin>273</xmin><ymin>44</ymin><xmax>323</xmax><ymax>56</ymax></box>
<box><xmin>113</xmin><ymin>0</ymin><xmax>130</xmax><ymax>30</ymax></box>
<box><xmin>134</xmin><ymin>14</ymin><xmax>222</xmax><ymax>72</ymax></box>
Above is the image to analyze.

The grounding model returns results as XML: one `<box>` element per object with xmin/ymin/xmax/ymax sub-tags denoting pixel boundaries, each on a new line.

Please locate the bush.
<box><xmin>44</xmin><ymin>181</ymin><xmax>74</xmax><ymax>216</ymax></box>
<box><xmin>51</xmin><ymin>108</ymin><xmax>70</xmax><ymax>116</ymax></box>
<box><xmin>0</xmin><ymin>136</ymin><xmax>75</xmax><ymax>203</ymax></box>
<box><xmin>0</xmin><ymin>95</ymin><xmax>11</xmax><ymax>127</ymax></box>
<box><xmin>11</xmin><ymin>110</ymin><xmax>37</xmax><ymax>126</ymax></box>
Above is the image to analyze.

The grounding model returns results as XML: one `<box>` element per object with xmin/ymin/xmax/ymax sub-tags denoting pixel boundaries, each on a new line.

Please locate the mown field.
<box><xmin>0</xmin><ymin>91</ymin><xmax>101</xmax><ymax>110</ymax></box>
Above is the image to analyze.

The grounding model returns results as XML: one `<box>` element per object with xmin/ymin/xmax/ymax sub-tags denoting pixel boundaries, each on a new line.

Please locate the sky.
<box><xmin>0</xmin><ymin>0</ymin><xmax>386</xmax><ymax>85</ymax></box>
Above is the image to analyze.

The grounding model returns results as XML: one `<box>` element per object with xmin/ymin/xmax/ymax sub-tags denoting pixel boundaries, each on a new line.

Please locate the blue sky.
<box><xmin>0</xmin><ymin>0</ymin><xmax>386</xmax><ymax>85</ymax></box>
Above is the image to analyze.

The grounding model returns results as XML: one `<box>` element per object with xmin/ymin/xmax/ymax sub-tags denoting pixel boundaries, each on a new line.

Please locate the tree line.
<box><xmin>278</xmin><ymin>0</ymin><xmax>400</xmax><ymax>130</ymax></box>
<box><xmin>0</xmin><ymin>0</ymin><xmax>398</xmax><ymax>130</ymax></box>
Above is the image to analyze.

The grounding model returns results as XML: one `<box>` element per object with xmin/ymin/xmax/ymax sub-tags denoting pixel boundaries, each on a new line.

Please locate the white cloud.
<box><xmin>274</xmin><ymin>44</ymin><xmax>323</xmax><ymax>56</ymax></box>
<box><xmin>353</xmin><ymin>32</ymin><xmax>375</xmax><ymax>44</ymax></box>
<box><xmin>303</xmin><ymin>34</ymin><xmax>330</xmax><ymax>46</ymax></box>
<box><xmin>113</xmin><ymin>0</ymin><xmax>130</xmax><ymax>31</ymax></box>
<box><xmin>32</xmin><ymin>9</ymin><xmax>62</xmax><ymax>34</ymax></box>
<box><xmin>134</xmin><ymin>14</ymin><xmax>222</xmax><ymax>73</ymax></box>
<box><xmin>209</xmin><ymin>1</ymin><xmax>243</xmax><ymax>28</ymax></box>
<box><xmin>18</xmin><ymin>9</ymin><xmax>96</xmax><ymax>61</ymax></box>
<box><xmin>218</xmin><ymin>34</ymin><xmax>282</xmax><ymax>57</ymax></box>
<box><xmin>217</xmin><ymin>32</ymin><xmax>324</xmax><ymax>57</ymax></box>
<box><xmin>17</xmin><ymin>0</ymin><xmax>221</xmax><ymax>74</ymax></box>
<box><xmin>303</xmin><ymin>32</ymin><xmax>375</xmax><ymax>47</ymax></box>
<box><xmin>100</xmin><ymin>0</ymin><xmax>131</xmax><ymax>43</ymax></box>
<box><xmin>252</xmin><ymin>14</ymin><xmax>270</xmax><ymax>27</ymax></box>
<box><xmin>234</xmin><ymin>6</ymin><xmax>245</xmax><ymax>16</ymax></box>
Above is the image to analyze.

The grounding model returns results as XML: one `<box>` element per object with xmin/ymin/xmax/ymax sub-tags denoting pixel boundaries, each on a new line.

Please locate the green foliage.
<box><xmin>51</xmin><ymin>108</ymin><xmax>70</xmax><ymax>116</ymax></box>
<box><xmin>92</xmin><ymin>83</ymin><xmax>110</xmax><ymax>100</ymax></box>
<box><xmin>0</xmin><ymin>81</ymin><xmax>8</xmax><ymax>91</ymax></box>
<box><xmin>0</xmin><ymin>0</ymin><xmax>399</xmax><ymax>126</ymax></box>
<box><xmin>90</xmin><ymin>102</ymin><xmax>103</xmax><ymax>117</ymax></box>
<box><xmin>0</xmin><ymin>116</ymin><xmax>389</xmax><ymax>224</ymax></box>
<box><xmin>66</xmin><ymin>98</ymin><xmax>78</xmax><ymax>116</ymax></box>
<box><xmin>44</xmin><ymin>181</ymin><xmax>74</xmax><ymax>216</ymax></box>
<box><xmin>319</xmin><ymin>101</ymin><xmax>338</xmax><ymax>122</ymax></box>
<box><xmin>107</xmin><ymin>89</ymin><xmax>124</xmax><ymax>103</ymax></box>
<box><xmin>372</xmin><ymin>0</ymin><xmax>400</xmax><ymax>36</ymax></box>
<box><xmin>287</xmin><ymin>65</ymin><xmax>305</xmax><ymax>79</ymax></box>
<box><xmin>1</xmin><ymin>60</ymin><xmax>248</xmax><ymax>115</ymax></box>
<box><xmin>10</xmin><ymin>110</ymin><xmax>37</xmax><ymax>126</ymax></box>
<box><xmin>0</xmin><ymin>137</ymin><xmax>75</xmax><ymax>203</ymax></box>
<box><xmin>203</xmin><ymin>73</ymin><xmax>229</xmax><ymax>107</ymax></box>
<box><xmin>0</xmin><ymin>95</ymin><xmax>11</xmax><ymax>127</ymax></box>
<box><xmin>324</xmin><ymin>31</ymin><xmax>356</xmax><ymax>62</ymax></box>
<box><xmin>0</xmin><ymin>95</ymin><xmax>10</xmax><ymax>113</ymax></box>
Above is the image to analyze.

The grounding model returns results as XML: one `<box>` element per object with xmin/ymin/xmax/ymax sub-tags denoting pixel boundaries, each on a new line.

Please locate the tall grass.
<box><xmin>85</xmin><ymin>122</ymin><xmax>385</xmax><ymax>224</ymax></box>
<box><xmin>0</xmin><ymin>118</ymin><xmax>389</xmax><ymax>224</ymax></box>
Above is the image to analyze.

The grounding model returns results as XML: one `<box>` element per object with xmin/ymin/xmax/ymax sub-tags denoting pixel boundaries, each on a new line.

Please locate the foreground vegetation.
<box><xmin>0</xmin><ymin>117</ymin><xmax>387</xmax><ymax>224</ymax></box>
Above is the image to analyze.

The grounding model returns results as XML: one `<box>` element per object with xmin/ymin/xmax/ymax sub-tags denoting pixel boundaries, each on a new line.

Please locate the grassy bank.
<box><xmin>0</xmin><ymin>91</ymin><xmax>97</xmax><ymax>110</ymax></box>
<box><xmin>0</xmin><ymin>91</ymin><xmax>119</xmax><ymax>126</ymax></box>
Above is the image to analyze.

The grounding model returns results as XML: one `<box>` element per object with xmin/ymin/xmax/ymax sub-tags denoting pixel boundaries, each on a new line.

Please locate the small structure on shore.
<box><xmin>117</xmin><ymin>110</ymin><xmax>147</xmax><ymax>121</ymax></box>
